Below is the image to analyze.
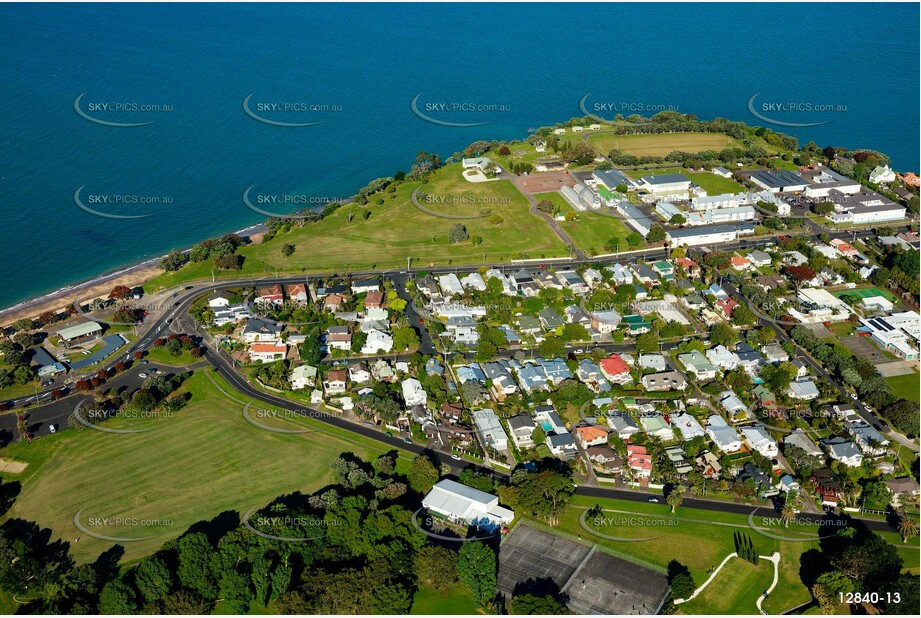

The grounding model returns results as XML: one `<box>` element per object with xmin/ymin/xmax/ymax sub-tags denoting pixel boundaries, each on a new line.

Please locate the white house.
<box><xmin>362</xmin><ymin>329</ymin><xmax>394</xmax><ymax>354</ymax></box>
<box><xmin>869</xmin><ymin>165</ymin><xmax>896</xmax><ymax>185</ymax></box>
<box><xmin>249</xmin><ymin>342</ymin><xmax>287</xmax><ymax>363</ymax></box>
<box><xmin>401</xmin><ymin>377</ymin><xmax>427</xmax><ymax>407</ymax></box>
<box><xmin>706</xmin><ymin>415</ymin><xmax>742</xmax><ymax>453</ymax></box>
<box><xmin>422</xmin><ymin>479</ymin><xmax>514</xmax><ymax>528</ymax></box>
<box><xmin>289</xmin><ymin>365</ymin><xmax>318</xmax><ymax>390</ymax></box>
<box><xmin>471</xmin><ymin>408</ymin><xmax>509</xmax><ymax>452</ymax></box>
<box><xmin>741</xmin><ymin>425</ymin><xmax>778</xmax><ymax>458</ymax></box>
<box><xmin>671</xmin><ymin>412</ymin><xmax>705</xmax><ymax>441</ymax></box>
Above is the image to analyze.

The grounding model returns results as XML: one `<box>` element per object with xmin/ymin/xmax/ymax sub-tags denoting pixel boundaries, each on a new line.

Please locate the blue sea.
<box><xmin>1</xmin><ymin>2</ymin><xmax>918</xmax><ymax>310</ymax></box>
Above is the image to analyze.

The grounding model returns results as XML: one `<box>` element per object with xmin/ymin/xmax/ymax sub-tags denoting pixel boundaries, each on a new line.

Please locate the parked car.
<box><xmin>451</xmin><ymin>454</ymin><xmax>462</xmax><ymax>461</ymax></box>
<box><xmin>138</xmin><ymin>372</ymin><xmax>148</xmax><ymax>378</ymax></box>
<box><xmin>648</xmin><ymin>497</ymin><xmax>659</xmax><ymax>503</ymax></box>
<box><xmin>49</xmin><ymin>424</ymin><xmax>58</xmax><ymax>434</ymax></box>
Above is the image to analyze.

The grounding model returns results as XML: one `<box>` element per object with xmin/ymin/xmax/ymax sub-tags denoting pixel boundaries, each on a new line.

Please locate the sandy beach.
<box><xmin>0</xmin><ymin>224</ymin><xmax>268</xmax><ymax>329</ymax></box>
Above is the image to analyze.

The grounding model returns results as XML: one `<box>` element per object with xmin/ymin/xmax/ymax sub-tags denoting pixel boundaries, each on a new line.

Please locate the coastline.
<box><xmin>0</xmin><ymin>223</ymin><xmax>267</xmax><ymax>328</ymax></box>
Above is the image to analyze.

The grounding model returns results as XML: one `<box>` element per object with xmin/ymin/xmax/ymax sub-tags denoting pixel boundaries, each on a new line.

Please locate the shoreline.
<box><xmin>0</xmin><ymin>222</ymin><xmax>267</xmax><ymax>328</ymax></box>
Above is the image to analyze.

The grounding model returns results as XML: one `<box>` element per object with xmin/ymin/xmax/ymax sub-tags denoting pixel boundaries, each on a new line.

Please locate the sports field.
<box><xmin>587</xmin><ymin>132</ymin><xmax>741</xmax><ymax>157</ymax></box>
<box><xmin>1</xmin><ymin>370</ymin><xmax>394</xmax><ymax>563</ymax></box>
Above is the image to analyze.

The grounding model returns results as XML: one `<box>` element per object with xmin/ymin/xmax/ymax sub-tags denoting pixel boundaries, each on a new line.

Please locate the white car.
<box><xmin>849</xmin><ymin>392</ymin><xmax>858</xmax><ymax>400</ymax></box>
<box><xmin>138</xmin><ymin>372</ymin><xmax>148</xmax><ymax>378</ymax></box>
<box><xmin>49</xmin><ymin>424</ymin><xmax>58</xmax><ymax>434</ymax></box>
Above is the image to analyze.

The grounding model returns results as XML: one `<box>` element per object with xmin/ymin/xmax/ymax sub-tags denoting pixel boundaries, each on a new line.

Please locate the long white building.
<box><xmin>422</xmin><ymin>479</ymin><xmax>514</xmax><ymax>528</ymax></box>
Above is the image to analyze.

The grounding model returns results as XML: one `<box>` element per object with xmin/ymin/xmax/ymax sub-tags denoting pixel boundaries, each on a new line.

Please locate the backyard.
<box><xmin>534</xmin><ymin>191</ymin><xmax>639</xmax><ymax>256</ymax></box>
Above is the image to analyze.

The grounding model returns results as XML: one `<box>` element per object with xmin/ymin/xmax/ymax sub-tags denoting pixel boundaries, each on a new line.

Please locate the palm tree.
<box><xmin>898</xmin><ymin>518</ymin><xmax>918</xmax><ymax>543</ymax></box>
<box><xmin>781</xmin><ymin>504</ymin><xmax>796</xmax><ymax>528</ymax></box>
<box><xmin>667</xmin><ymin>486</ymin><xmax>686</xmax><ymax>514</ymax></box>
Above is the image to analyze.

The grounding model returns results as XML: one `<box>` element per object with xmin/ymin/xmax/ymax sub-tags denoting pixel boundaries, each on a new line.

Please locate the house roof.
<box><xmin>600</xmin><ymin>354</ymin><xmax>630</xmax><ymax>376</ymax></box>
<box><xmin>575</xmin><ymin>425</ymin><xmax>608</xmax><ymax>442</ymax></box>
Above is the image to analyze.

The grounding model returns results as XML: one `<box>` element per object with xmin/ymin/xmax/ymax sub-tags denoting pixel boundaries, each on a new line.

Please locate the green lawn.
<box><xmin>683</xmin><ymin>171</ymin><xmax>746</xmax><ymax>195</ymax></box>
<box><xmin>886</xmin><ymin>372</ymin><xmax>920</xmax><ymax>403</ymax></box>
<box><xmin>679</xmin><ymin>557</ymin><xmax>775</xmax><ymax>615</ymax></box>
<box><xmin>142</xmin><ymin>346</ymin><xmax>201</xmax><ymax>367</ymax></box>
<box><xmin>410</xmin><ymin>583</ymin><xmax>478</xmax><ymax>615</ymax></box>
<box><xmin>586</xmin><ymin>132</ymin><xmax>742</xmax><ymax>157</ymax></box>
<box><xmin>534</xmin><ymin>191</ymin><xmax>639</xmax><ymax>256</ymax></box>
<box><xmin>146</xmin><ymin>165</ymin><xmax>567</xmax><ymax>291</ymax></box>
<box><xmin>0</xmin><ymin>369</ymin><xmax>391</xmax><ymax>563</ymax></box>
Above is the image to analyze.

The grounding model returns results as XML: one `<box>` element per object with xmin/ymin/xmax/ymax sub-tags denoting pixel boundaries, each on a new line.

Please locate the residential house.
<box><xmin>363</xmin><ymin>290</ymin><xmax>385</xmax><ymax>309</ymax></box>
<box><xmin>671</xmin><ymin>412</ymin><xmax>705</xmax><ymax>441</ymax></box>
<box><xmin>575</xmin><ymin>359</ymin><xmax>611</xmax><ymax>393</ymax></box>
<box><xmin>714</xmin><ymin>298</ymin><xmax>738</xmax><ymax>320</ymax></box>
<box><xmin>626</xmin><ymin>445</ymin><xmax>653</xmax><ymax>478</ymax></box>
<box><xmin>696</xmin><ymin>451</ymin><xmax>722</xmax><ymax>479</ymax></box>
<box><xmin>747</xmin><ymin>250</ymin><xmax>772</xmax><ymax>268</ymax></box>
<box><xmin>707</xmin><ymin>345</ymin><xmax>740</xmax><ymax>372</ymax></box>
<box><xmin>208</xmin><ymin>292</ymin><xmax>231</xmax><ymax>308</ymax></box>
<box><xmin>362</xmin><ymin>329</ymin><xmax>393</xmax><ymax>354</ymax></box>
<box><xmin>606</xmin><ymin>263</ymin><xmax>635</xmax><ymax>285</ymax></box>
<box><xmin>737</xmin><ymin>461</ymin><xmax>779</xmax><ymax>498</ymax></box>
<box><xmin>255</xmin><ymin>284</ymin><xmax>284</xmax><ymax>307</ymax></box>
<box><xmin>536</xmin><ymin>358</ymin><xmax>573</xmax><ymax>385</ymax></box>
<box><xmin>582</xmin><ymin>268</ymin><xmax>604</xmax><ymax>288</ymax></box>
<box><xmin>665</xmin><ymin>446</ymin><xmax>693</xmax><ymax>475</ymax></box>
<box><xmin>514</xmin><ymin>363</ymin><xmax>550</xmax><ymax>394</ymax></box>
<box><xmin>641</xmin><ymin>371</ymin><xmax>687</xmax><ymax>392</ymax></box>
<box><xmin>324</xmin><ymin>325</ymin><xmax>352</xmax><ymax>351</ymax></box>
<box><xmin>587</xmin><ymin>445</ymin><xmax>622</xmax><ymax>474</ymax></box>
<box><xmin>470</xmin><ymin>409</ymin><xmax>509</xmax><ymax>452</ymax></box>
<box><xmin>575</xmin><ymin>425</ymin><xmax>609</xmax><ymax>448</ymax></box>
<box><xmin>351</xmin><ymin>279</ymin><xmax>380</xmax><ymax>295</ymax></box>
<box><xmin>811</xmin><ymin>468</ymin><xmax>842</xmax><ymax>507</ymax></box>
<box><xmin>538</xmin><ymin>307</ymin><xmax>564</xmax><ymax>330</ymax></box>
<box><xmin>249</xmin><ymin>342</ymin><xmax>287</xmax><ymax>363</ymax></box>
<box><xmin>783</xmin><ymin>429</ymin><xmax>823</xmax><ymax>458</ymax></box>
<box><xmin>324</xmin><ymin>369</ymin><xmax>347</xmax><ymax>395</ymax></box>
<box><xmin>741</xmin><ymin>425</ymin><xmax>779</xmax><ymax>458</ymax></box>
<box><xmin>885</xmin><ymin>477</ymin><xmax>920</xmax><ymax>507</ymax></box>
<box><xmin>348</xmin><ymin>362</ymin><xmax>371</xmax><ymax>384</ymax></box>
<box><xmin>591</xmin><ymin>309</ymin><xmax>622</xmax><ymax>334</ymax></box>
<box><xmin>787</xmin><ymin>378</ymin><xmax>820</xmax><ymax>401</ymax></box>
<box><xmin>640</xmin><ymin>414</ymin><xmax>675</xmax><ymax>441</ymax></box>
<box><xmin>847</xmin><ymin>422</ymin><xmax>890</xmax><ymax>456</ymax></box>
<box><xmin>238</xmin><ymin>317</ymin><xmax>282</xmax><ymax>343</ymax></box>
<box><xmin>679</xmin><ymin>349</ymin><xmax>718</xmax><ymax>380</ymax></box>
<box><xmin>507</xmin><ymin>413</ymin><xmax>537</xmax><ymax>449</ymax></box>
<box><xmin>719</xmin><ymin>390</ymin><xmax>749</xmax><ymax>422</ymax></box>
<box><xmin>706</xmin><ymin>415</ymin><xmax>742</xmax><ymax>452</ymax></box>
<box><xmin>638</xmin><ymin>354</ymin><xmax>668</xmax><ymax>372</ymax></box>
<box><xmin>599</xmin><ymin>354</ymin><xmax>632</xmax><ymax>385</ymax></box>
<box><xmin>461</xmin><ymin>272</ymin><xmax>487</xmax><ymax>291</ymax></box>
<box><xmin>324</xmin><ymin>293</ymin><xmax>347</xmax><ymax>312</ymax></box>
<box><xmin>287</xmin><ymin>284</ymin><xmax>308</xmax><ymax>303</ymax></box>
<box><xmin>606</xmin><ymin>413</ymin><xmax>641</xmax><ymax>439</ymax></box>
<box><xmin>761</xmin><ymin>344</ymin><xmax>789</xmax><ymax>363</ymax></box>
<box><xmin>401</xmin><ymin>377</ymin><xmax>427</xmax><ymax>407</ymax></box>
<box><xmin>437</xmin><ymin>273</ymin><xmax>464</xmax><ymax>297</ymax></box>
<box><xmin>823</xmin><ymin>437</ymin><xmax>863</xmax><ymax>467</ymax></box>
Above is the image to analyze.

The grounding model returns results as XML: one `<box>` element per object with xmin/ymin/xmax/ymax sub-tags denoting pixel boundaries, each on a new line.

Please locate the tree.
<box><xmin>457</xmin><ymin>542</ymin><xmax>497</xmax><ymax>606</ymax></box>
<box><xmin>176</xmin><ymin>532</ymin><xmax>217</xmax><ymax>601</ymax></box>
<box><xmin>158</xmin><ymin>249</ymin><xmax>188</xmax><ymax>272</ymax></box>
<box><xmin>625</xmin><ymin>232</ymin><xmax>644</xmax><ymax>248</ymax></box>
<box><xmin>406</xmin><ymin>453</ymin><xmax>440</xmax><ymax>494</ymax></box>
<box><xmin>511</xmin><ymin>594</ymin><xmax>569</xmax><ymax>614</ymax></box>
<box><xmin>475</xmin><ymin>340</ymin><xmax>497</xmax><ymax>362</ymax></box>
<box><xmin>97</xmin><ymin>579</ymin><xmax>138</xmax><ymax>614</ymax></box>
<box><xmin>537</xmin><ymin>336</ymin><xmax>566</xmax><ymax>358</ymax></box>
<box><xmin>785</xmin><ymin>265</ymin><xmax>817</xmax><ymax>290</ymax></box>
<box><xmin>11</xmin><ymin>318</ymin><xmax>33</xmax><ymax>332</ymax></box>
<box><xmin>669</xmin><ymin>214</ymin><xmax>686</xmax><ymax>225</ymax></box>
<box><xmin>536</xmin><ymin>199</ymin><xmax>554</xmax><ymax>214</ymax></box>
<box><xmin>413</xmin><ymin>546</ymin><xmax>459</xmax><ymax>591</ymax></box>
<box><xmin>898</xmin><ymin>517</ymin><xmax>918</xmax><ymax>543</ymax></box>
<box><xmin>134</xmin><ymin>555</ymin><xmax>173</xmax><ymax>605</ymax></box>
<box><xmin>299</xmin><ymin>337</ymin><xmax>321</xmax><ymax>365</ymax></box>
<box><xmin>666</xmin><ymin>560</ymin><xmax>696</xmax><ymax>600</ymax></box>
<box><xmin>448</xmin><ymin>224</ymin><xmax>469</xmax><ymax>244</ymax></box>
<box><xmin>646</xmin><ymin>224</ymin><xmax>666</xmax><ymax>243</ymax></box>
<box><xmin>731</xmin><ymin>304</ymin><xmax>756</xmax><ymax>327</ymax></box>
<box><xmin>710</xmin><ymin>322</ymin><xmax>738</xmax><ymax>348</ymax></box>
<box><xmin>281</xmin><ymin>244</ymin><xmax>295</xmax><ymax>257</ymax></box>
<box><xmin>635</xmin><ymin>332</ymin><xmax>658</xmax><ymax>354</ymax></box>
<box><xmin>393</xmin><ymin>326</ymin><xmax>420</xmax><ymax>352</ymax></box>
<box><xmin>666</xmin><ymin>486</ymin><xmax>685</xmax><ymax>514</ymax></box>
<box><xmin>781</xmin><ymin>504</ymin><xmax>796</xmax><ymax>528</ymax></box>
<box><xmin>108</xmin><ymin>285</ymin><xmax>131</xmax><ymax>300</ymax></box>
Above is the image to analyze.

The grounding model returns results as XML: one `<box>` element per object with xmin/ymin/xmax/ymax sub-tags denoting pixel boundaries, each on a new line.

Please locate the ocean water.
<box><xmin>0</xmin><ymin>2</ymin><xmax>917</xmax><ymax>309</ymax></box>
